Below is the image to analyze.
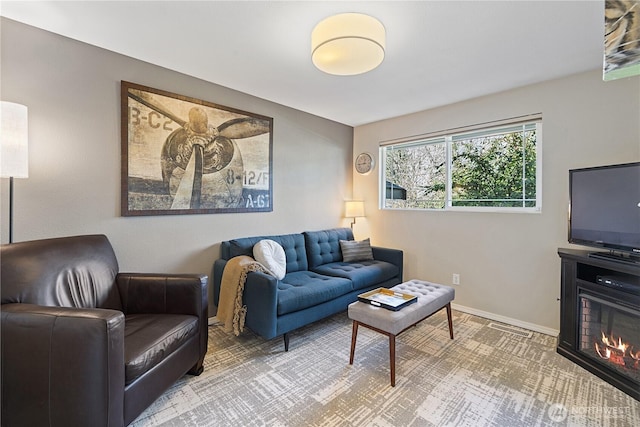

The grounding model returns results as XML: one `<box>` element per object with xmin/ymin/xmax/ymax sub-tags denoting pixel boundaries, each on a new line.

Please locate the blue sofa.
<box><xmin>213</xmin><ymin>228</ymin><xmax>403</xmax><ymax>350</ymax></box>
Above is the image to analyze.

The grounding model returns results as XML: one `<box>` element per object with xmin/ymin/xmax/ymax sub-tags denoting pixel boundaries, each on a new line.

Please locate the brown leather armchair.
<box><xmin>1</xmin><ymin>235</ymin><xmax>208</xmax><ymax>426</ymax></box>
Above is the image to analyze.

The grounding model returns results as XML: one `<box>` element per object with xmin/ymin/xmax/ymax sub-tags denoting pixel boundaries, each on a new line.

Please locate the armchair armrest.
<box><xmin>372</xmin><ymin>246</ymin><xmax>404</xmax><ymax>281</ymax></box>
<box><xmin>116</xmin><ymin>273</ymin><xmax>209</xmax><ymax>375</ymax></box>
<box><xmin>1</xmin><ymin>303</ymin><xmax>125</xmax><ymax>427</ymax></box>
<box><xmin>116</xmin><ymin>273</ymin><xmax>207</xmax><ymax>316</ymax></box>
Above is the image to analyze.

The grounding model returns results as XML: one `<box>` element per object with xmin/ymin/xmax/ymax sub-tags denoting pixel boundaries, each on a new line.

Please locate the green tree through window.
<box><xmin>382</xmin><ymin>119</ymin><xmax>541</xmax><ymax>211</ymax></box>
<box><xmin>451</xmin><ymin>125</ymin><xmax>537</xmax><ymax>207</ymax></box>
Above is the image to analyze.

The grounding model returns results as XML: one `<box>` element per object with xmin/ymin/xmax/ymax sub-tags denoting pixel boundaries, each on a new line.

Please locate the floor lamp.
<box><xmin>345</xmin><ymin>200</ymin><xmax>365</xmax><ymax>229</ymax></box>
<box><xmin>1</xmin><ymin>102</ymin><xmax>29</xmax><ymax>244</ymax></box>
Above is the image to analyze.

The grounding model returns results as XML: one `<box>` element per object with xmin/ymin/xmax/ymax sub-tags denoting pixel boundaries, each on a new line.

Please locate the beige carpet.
<box><xmin>131</xmin><ymin>310</ymin><xmax>639</xmax><ymax>426</ymax></box>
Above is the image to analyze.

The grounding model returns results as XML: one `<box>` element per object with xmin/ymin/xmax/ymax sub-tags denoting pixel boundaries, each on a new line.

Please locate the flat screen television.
<box><xmin>568</xmin><ymin>162</ymin><xmax>640</xmax><ymax>264</ymax></box>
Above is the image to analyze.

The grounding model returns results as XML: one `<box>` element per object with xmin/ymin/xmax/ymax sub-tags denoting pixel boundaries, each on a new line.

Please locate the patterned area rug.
<box><xmin>132</xmin><ymin>310</ymin><xmax>639</xmax><ymax>426</ymax></box>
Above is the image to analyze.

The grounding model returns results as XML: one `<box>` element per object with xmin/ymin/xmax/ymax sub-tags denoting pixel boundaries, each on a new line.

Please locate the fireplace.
<box><xmin>578</xmin><ymin>291</ymin><xmax>640</xmax><ymax>384</ymax></box>
<box><xmin>557</xmin><ymin>249</ymin><xmax>640</xmax><ymax>400</ymax></box>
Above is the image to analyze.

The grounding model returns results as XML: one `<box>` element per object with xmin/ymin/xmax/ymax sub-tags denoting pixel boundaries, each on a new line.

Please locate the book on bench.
<box><xmin>357</xmin><ymin>288</ymin><xmax>417</xmax><ymax>311</ymax></box>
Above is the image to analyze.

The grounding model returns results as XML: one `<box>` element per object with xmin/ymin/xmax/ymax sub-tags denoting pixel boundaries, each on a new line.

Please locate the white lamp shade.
<box><xmin>345</xmin><ymin>200</ymin><xmax>365</xmax><ymax>218</ymax></box>
<box><xmin>1</xmin><ymin>102</ymin><xmax>29</xmax><ymax>178</ymax></box>
<box><xmin>312</xmin><ymin>13</ymin><xmax>385</xmax><ymax>76</ymax></box>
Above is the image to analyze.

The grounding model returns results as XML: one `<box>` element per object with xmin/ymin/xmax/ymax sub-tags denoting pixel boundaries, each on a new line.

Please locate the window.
<box><xmin>381</xmin><ymin>115</ymin><xmax>541</xmax><ymax>212</ymax></box>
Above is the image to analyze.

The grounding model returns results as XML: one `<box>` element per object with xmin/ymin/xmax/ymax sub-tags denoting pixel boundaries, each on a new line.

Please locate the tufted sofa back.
<box><xmin>1</xmin><ymin>235</ymin><xmax>122</xmax><ymax>310</ymax></box>
<box><xmin>222</xmin><ymin>233</ymin><xmax>308</xmax><ymax>273</ymax></box>
<box><xmin>303</xmin><ymin>228</ymin><xmax>353</xmax><ymax>269</ymax></box>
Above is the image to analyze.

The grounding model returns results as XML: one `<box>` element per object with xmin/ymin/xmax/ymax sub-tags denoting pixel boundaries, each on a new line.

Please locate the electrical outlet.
<box><xmin>452</xmin><ymin>273</ymin><xmax>460</xmax><ymax>285</ymax></box>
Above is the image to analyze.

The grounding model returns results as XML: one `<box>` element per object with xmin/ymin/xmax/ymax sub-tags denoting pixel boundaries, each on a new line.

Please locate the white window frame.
<box><xmin>379</xmin><ymin>114</ymin><xmax>542</xmax><ymax>213</ymax></box>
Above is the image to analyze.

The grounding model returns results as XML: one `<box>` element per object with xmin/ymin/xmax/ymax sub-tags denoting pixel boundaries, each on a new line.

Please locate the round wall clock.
<box><xmin>355</xmin><ymin>152</ymin><xmax>375</xmax><ymax>174</ymax></box>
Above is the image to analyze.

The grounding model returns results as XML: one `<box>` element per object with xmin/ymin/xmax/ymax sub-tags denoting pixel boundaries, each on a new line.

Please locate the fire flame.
<box><xmin>594</xmin><ymin>331</ymin><xmax>638</xmax><ymax>368</ymax></box>
<box><xmin>600</xmin><ymin>332</ymin><xmax>628</xmax><ymax>352</ymax></box>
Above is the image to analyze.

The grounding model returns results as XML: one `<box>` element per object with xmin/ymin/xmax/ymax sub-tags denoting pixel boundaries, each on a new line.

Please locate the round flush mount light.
<box><xmin>311</xmin><ymin>13</ymin><xmax>386</xmax><ymax>76</ymax></box>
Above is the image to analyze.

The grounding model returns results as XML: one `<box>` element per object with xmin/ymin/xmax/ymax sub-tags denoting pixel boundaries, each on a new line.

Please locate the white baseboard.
<box><xmin>451</xmin><ymin>303</ymin><xmax>559</xmax><ymax>337</ymax></box>
<box><xmin>209</xmin><ymin>308</ymin><xmax>559</xmax><ymax>336</ymax></box>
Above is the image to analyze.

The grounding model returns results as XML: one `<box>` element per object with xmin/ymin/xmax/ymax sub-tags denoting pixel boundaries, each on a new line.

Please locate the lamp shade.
<box><xmin>345</xmin><ymin>200</ymin><xmax>365</xmax><ymax>218</ymax></box>
<box><xmin>312</xmin><ymin>13</ymin><xmax>385</xmax><ymax>76</ymax></box>
<box><xmin>1</xmin><ymin>102</ymin><xmax>29</xmax><ymax>178</ymax></box>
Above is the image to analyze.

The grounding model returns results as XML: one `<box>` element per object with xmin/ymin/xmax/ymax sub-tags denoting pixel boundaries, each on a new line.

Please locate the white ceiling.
<box><xmin>1</xmin><ymin>1</ymin><xmax>605</xmax><ymax>126</ymax></box>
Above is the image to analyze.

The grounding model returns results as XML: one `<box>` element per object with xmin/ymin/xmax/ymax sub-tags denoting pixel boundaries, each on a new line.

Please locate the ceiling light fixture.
<box><xmin>311</xmin><ymin>13</ymin><xmax>385</xmax><ymax>76</ymax></box>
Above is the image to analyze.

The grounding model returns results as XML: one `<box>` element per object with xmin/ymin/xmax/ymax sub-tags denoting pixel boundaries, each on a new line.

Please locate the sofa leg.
<box><xmin>284</xmin><ymin>333</ymin><xmax>290</xmax><ymax>352</ymax></box>
<box><xmin>188</xmin><ymin>363</ymin><xmax>204</xmax><ymax>376</ymax></box>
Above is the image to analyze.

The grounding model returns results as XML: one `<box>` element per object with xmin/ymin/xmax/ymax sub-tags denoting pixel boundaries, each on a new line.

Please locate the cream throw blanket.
<box><xmin>218</xmin><ymin>255</ymin><xmax>271</xmax><ymax>336</ymax></box>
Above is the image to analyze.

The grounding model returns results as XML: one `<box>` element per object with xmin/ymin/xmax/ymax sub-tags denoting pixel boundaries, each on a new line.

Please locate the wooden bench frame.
<box><xmin>349</xmin><ymin>302</ymin><xmax>454</xmax><ymax>387</ymax></box>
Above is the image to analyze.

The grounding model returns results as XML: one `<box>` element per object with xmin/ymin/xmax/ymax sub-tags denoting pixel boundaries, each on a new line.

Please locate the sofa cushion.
<box><xmin>253</xmin><ymin>240</ymin><xmax>286</xmax><ymax>280</ymax></box>
<box><xmin>304</xmin><ymin>228</ymin><xmax>354</xmax><ymax>269</ymax></box>
<box><xmin>227</xmin><ymin>233</ymin><xmax>308</xmax><ymax>273</ymax></box>
<box><xmin>124</xmin><ymin>313</ymin><xmax>198</xmax><ymax>385</ymax></box>
<box><xmin>311</xmin><ymin>260</ymin><xmax>400</xmax><ymax>290</ymax></box>
<box><xmin>276</xmin><ymin>271</ymin><xmax>353</xmax><ymax>315</ymax></box>
<box><xmin>340</xmin><ymin>238</ymin><xmax>374</xmax><ymax>262</ymax></box>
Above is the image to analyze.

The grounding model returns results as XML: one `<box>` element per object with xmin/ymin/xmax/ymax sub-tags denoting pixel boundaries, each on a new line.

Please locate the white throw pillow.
<box><xmin>253</xmin><ymin>239</ymin><xmax>286</xmax><ymax>280</ymax></box>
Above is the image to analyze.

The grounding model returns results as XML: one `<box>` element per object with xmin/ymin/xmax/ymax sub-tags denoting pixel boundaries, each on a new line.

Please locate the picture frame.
<box><xmin>603</xmin><ymin>0</ymin><xmax>640</xmax><ymax>81</ymax></box>
<box><xmin>121</xmin><ymin>81</ymin><xmax>273</xmax><ymax>216</ymax></box>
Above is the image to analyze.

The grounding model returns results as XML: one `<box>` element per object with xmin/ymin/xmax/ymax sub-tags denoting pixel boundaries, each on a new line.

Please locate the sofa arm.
<box><xmin>372</xmin><ymin>246</ymin><xmax>404</xmax><ymax>281</ymax></box>
<box><xmin>1</xmin><ymin>303</ymin><xmax>125</xmax><ymax>427</ymax></box>
<box><xmin>242</xmin><ymin>271</ymin><xmax>279</xmax><ymax>340</ymax></box>
<box><xmin>212</xmin><ymin>259</ymin><xmax>278</xmax><ymax>339</ymax></box>
<box><xmin>212</xmin><ymin>258</ymin><xmax>228</xmax><ymax>307</ymax></box>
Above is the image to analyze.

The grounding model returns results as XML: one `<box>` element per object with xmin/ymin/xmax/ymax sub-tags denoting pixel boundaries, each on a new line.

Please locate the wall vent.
<box><xmin>488</xmin><ymin>322</ymin><xmax>533</xmax><ymax>338</ymax></box>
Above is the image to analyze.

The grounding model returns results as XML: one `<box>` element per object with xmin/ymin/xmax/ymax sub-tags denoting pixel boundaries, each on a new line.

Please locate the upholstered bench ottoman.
<box><xmin>348</xmin><ymin>279</ymin><xmax>455</xmax><ymax>386</ymax></box>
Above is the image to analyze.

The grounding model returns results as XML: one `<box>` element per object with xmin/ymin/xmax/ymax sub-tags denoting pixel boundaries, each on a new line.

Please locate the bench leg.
<box><xmin>349</xmin><ymin>321</ymin><xmax>359</xmax><ymax>365</ymax></box>
<box><xmin>350</xmin><ymin>299</ymin><xmax>454</xmax><ymax>387</ymax></box>
<box><xmin>446</xmin><ymin>303</ymin><xmax>454</xmax><ymax>339</ymax></box>
<box><xmin>389</xmin><ymin>334</ymin><xmax>396</xmax><ymax>387</ymax></box>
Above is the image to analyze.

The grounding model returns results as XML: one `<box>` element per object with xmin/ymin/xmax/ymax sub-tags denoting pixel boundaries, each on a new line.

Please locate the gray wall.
<box><xmin>4</xmin><ymin>18</ymin><xmax>639</xmax><ymax>333</ymax></box>
<box><xmin>0</xmin><ymin>19</ymin><xmax>354</xmax><ymax>312</ymax></box>
<box><xmin>353</xmin><ymin>70</ymin><xmax>640</xmax><ymax>333</ymax></box>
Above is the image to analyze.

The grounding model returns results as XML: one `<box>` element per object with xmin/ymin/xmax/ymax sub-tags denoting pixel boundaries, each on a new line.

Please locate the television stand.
<box><xmin>557</xmin><ymin>248</ymin><xmax>640</xmax><ymax>400</ymax></box>
<box><xmin>588</xmin><ymin>251</ymin><xmax>640</xmax><ymax>266</ymax></box>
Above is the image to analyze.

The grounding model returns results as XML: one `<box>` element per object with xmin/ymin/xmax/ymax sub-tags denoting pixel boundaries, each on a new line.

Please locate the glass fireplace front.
<box><xmin>579</xmin><ymin>290</ymin><xmax>640</xmax><ymax>384</ymax></box>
